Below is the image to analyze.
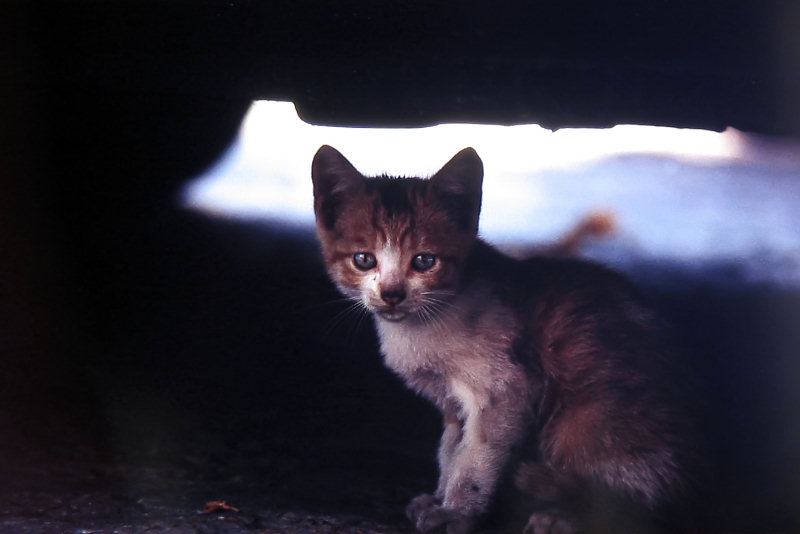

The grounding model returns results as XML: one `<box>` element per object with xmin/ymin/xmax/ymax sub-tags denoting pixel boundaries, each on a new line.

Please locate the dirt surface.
<box><xmin>0</xmin><ymin>398</ymin><xmax>426</xmax><ymax>534</ymax></box>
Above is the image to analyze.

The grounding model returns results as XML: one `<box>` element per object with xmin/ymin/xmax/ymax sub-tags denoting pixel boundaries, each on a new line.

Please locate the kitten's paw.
<box><xmin>406</xmin><ymin>493</ymin><xmax>440</xmax><ymax>525</ymax></box>
<box><xmin>524</xmin><ymin>511</ymin><xmax>575</xmax><ymax>534</ymax></box>
<box><xmin>405</xmin><ymin>495</ymin><xmax>474</xmax><ymax>534</ymax></box>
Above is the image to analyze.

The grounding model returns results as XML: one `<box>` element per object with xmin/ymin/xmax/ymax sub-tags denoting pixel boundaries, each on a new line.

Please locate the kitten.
<box><xmin>311</xmin><ymin>145</ymin><xmax>696</xmax><ymax>534</ymax></box>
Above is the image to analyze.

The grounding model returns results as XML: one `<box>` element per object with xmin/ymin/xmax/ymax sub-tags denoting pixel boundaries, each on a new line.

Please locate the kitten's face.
<box><xmin>311</xmin><ymin>146</ymin><xmax>483</xmax><ymax>323</ymax></box>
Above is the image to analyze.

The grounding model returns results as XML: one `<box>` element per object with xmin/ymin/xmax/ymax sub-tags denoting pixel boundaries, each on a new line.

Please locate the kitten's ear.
<box><xmin>311</xmin><ymin>145</ymin><xmax>364</xmax><ymax>229</ymax></box>
<box><xmin>429</xmin><ymin>147</ymin><xmax>484</xmax><ymax>232</ymax></box>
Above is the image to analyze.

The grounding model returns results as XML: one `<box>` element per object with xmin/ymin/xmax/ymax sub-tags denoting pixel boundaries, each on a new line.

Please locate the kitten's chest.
<box><xmin>377</xmin><ymin>321</ymin><xmax>461</xmax><ymax>375</ymax></box>
<box><xmin>374</xmin><ymin>308</ymin><xmax>518</xmax><ymax>404</ymax></box>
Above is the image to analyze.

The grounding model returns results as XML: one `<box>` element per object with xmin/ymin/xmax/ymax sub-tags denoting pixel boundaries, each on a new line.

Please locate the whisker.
<box><xmin>417</xmin><ymin>298</ymin><xmax>447</xmax><ymax>335</ymax></box>
<box><xmin>349</xmin><ymin>301</ymin><xmax>371</xmax><ymax>341</ymax></box>
<box><xmin>303</xmin><ymin>295</ymin><xmax>362</xmax><ymax>313</ymax></box>
<box><xmin>322</xmin><ymin>297</ymin><xmax>370</xmax><ymax>343</ymax></box>
<box><xmin>420</xmin><ymin>291</ymin><xmax>462</xmax><ymax>317</ymax></box>
<box><xmin>416</xmin><ymin>304</ymin><xmax>437</xmax><ymax>333</ymax></box>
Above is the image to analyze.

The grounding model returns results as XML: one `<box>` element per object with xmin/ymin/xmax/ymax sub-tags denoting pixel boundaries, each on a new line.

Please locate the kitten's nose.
<box><xmin>380</xmin><ymin>288</ymin><xmax>406</xmax><ymax>307</ymax></box>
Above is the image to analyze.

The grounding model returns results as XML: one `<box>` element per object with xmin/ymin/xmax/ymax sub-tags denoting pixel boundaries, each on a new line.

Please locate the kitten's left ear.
<box><xmin>429</xmin><ymin>147</ymin><xmax>484</xmax><ymax>232</ymax></box>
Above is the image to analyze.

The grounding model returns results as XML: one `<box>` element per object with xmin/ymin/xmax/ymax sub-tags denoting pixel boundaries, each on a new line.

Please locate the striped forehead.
<box><xmin>367</xmin><ymin>176</ymin><xmax>425</xmax><ymax>216</ymax></box>
<box><xmin>367</xmin><ymin>181</ymin><xmax>420</xmax><ymax>245</ymax></box>
<box><xmin>375</xmin><ymin>218</ymin><xmax>414</xmax><ymax>248</ymax></box>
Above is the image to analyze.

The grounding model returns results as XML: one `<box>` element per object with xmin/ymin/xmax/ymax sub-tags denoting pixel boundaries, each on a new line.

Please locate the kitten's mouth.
<box><xmin>377</xmin><ymin>309</ymin><xmax>408</xmax><ymax>322</ymax></box>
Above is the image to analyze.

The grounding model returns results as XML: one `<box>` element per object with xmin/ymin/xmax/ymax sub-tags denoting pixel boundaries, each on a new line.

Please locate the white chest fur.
<box><xmin>374</xmin><ymin>304</ymin><xmax>518</xmax><ymax>411</ymax></box>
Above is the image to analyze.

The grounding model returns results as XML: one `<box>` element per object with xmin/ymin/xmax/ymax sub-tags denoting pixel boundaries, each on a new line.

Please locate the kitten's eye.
<box><xmin>353</xmin><ymin>252</ymin><xmax>377</xmax><ymax>270</ymax></box>
<box><xmin>412</xmin><ymin>254</ymin><xmax>436</xmax><ymax>272</ymax></box>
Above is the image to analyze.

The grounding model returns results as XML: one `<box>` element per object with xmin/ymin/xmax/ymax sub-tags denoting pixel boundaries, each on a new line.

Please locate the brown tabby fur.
<box><xmin>311</xmin><ymin>145</ymin><xmax>697</xmax><ymax>534</ymax></box>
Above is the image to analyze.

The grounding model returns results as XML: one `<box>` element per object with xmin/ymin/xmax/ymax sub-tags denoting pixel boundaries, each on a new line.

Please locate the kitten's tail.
<box><xmin>549</xmin><ymin>211</ymin><xmax>616</xmax><ymax>257</ymax></box>
<box><xmin>507</xmin><ymin>211</ymin><xmax>617</xmax><ymax>259</ymax></box>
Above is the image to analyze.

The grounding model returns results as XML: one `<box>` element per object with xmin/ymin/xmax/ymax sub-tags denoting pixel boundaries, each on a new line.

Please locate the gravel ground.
<box><xmin>0</xmin><ymin>402</ymin><xmax>424</xmax><ymax>534</ymax></box>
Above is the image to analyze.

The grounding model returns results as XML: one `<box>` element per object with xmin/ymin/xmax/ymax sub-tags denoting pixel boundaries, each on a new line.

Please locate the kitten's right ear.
<box><xmin>429</xmin><ymin>147</ymin><xmax>484</xmax><ymax>232</ymax></box>
<box><xmin>311</xmin><ymin>145</ymin><xmax>364</xmax><ymax>229</ymax></box>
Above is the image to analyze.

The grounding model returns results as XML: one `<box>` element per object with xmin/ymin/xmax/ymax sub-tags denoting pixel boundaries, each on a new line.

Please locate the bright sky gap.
<box><xmin>183</xmin><ymin>100</ymin><xmax>800</xmax><ymax>285</ymax></box>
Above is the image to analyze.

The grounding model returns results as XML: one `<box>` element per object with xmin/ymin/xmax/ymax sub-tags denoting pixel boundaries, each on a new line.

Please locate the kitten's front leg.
<box><xmin>407</xmin><ymin>409</ymin><xmax>463</xmax><ymax>529</ymax></box>
<box><xmin>410</xmin><ymin>397</ymin><xmax>527</xmax><ymax>534</ymax></box>
<box><xmin>436</xmin><ymin>409</ymin><xmax>463</xmax><ymax>499</ymax></box>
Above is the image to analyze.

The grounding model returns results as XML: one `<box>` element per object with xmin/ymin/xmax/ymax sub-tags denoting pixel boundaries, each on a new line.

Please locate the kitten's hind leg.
<box><xmin>514</xmin><ymin>463</ymin><xmax>581</xmax><ymax>534</ymax></box>
<box><xmin>516</xmin><ymin>461</ymin><xmax>659</xmax><ymax>534</ymax></box>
